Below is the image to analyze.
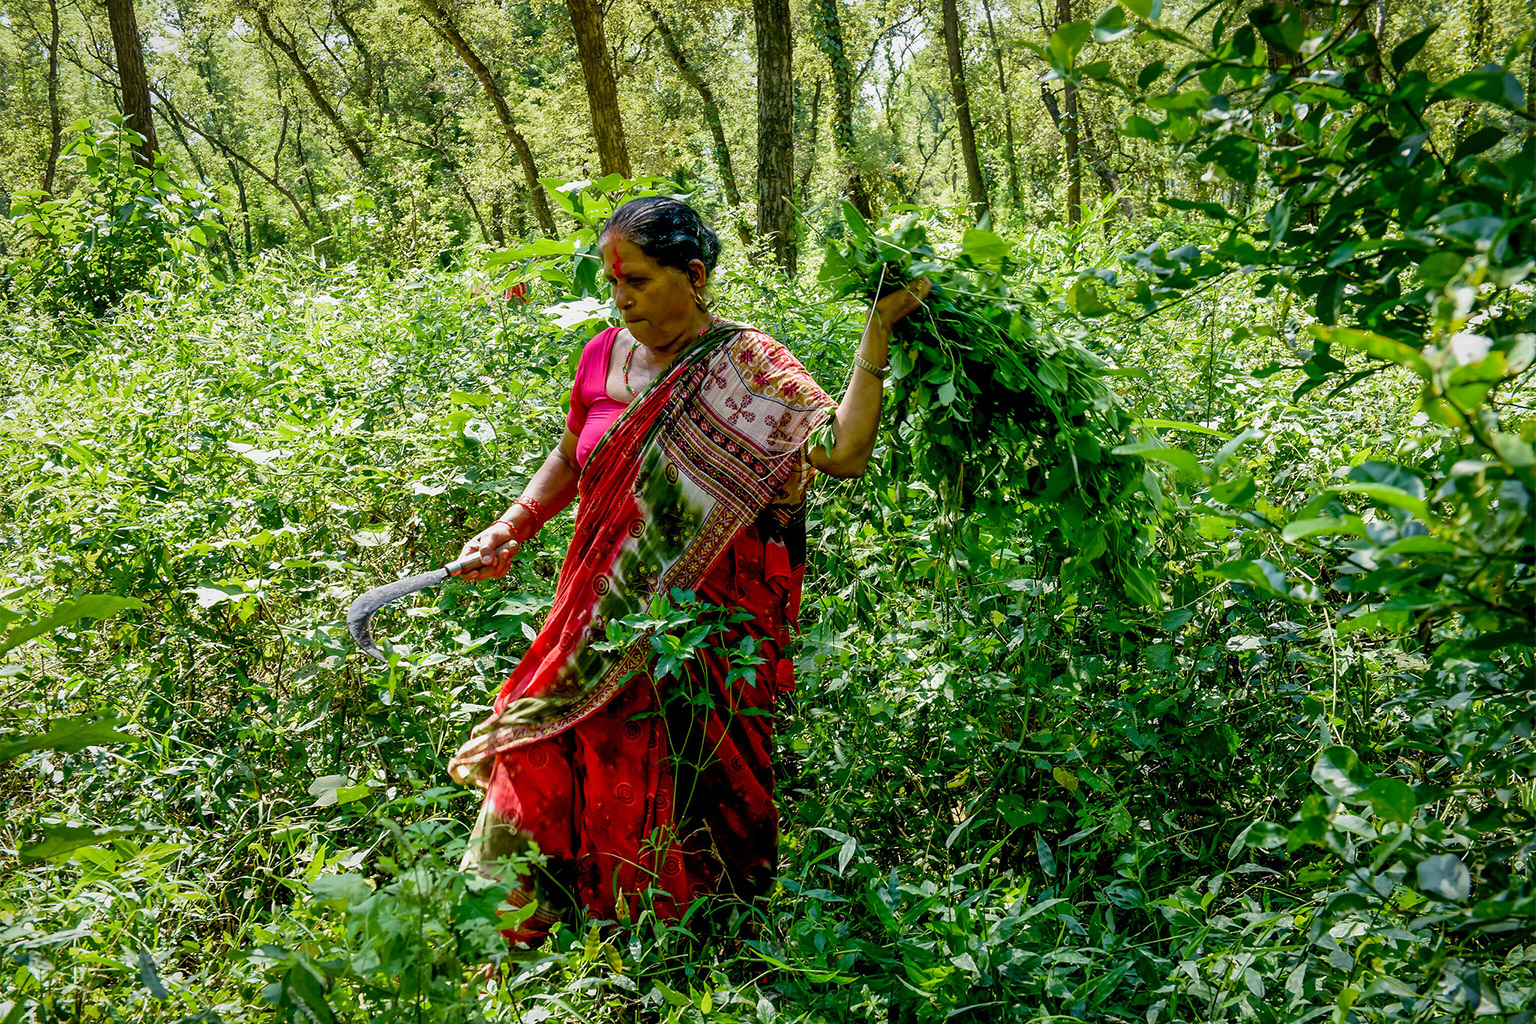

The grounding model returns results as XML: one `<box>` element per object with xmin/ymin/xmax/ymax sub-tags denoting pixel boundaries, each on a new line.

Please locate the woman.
<box><xmin>447</xmin><ymin>196</ymin><xmax>927</xmax><ymax>940</ymax></box>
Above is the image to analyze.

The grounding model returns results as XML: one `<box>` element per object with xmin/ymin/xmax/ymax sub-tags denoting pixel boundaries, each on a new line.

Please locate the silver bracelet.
<box><xmin>854</xmin><ymin>353</ymin><xmax>891</xmax><ymax>381</ymax></box>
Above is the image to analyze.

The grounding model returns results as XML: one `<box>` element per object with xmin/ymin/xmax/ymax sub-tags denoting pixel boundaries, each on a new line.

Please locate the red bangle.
<box><xmin>514</xmin><ymin>497</ymin><xmax>544</xmax><ymax>523</ymax></box>
<box><xmin>496</xmin><ymin>498</ymin><xmax>544</xmax><ymax>538</ymax></box>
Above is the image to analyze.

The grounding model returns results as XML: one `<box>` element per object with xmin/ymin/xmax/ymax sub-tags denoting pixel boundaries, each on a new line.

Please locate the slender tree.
<box><xmin>149</xmin><ymin>80</ymin><xmax>314</xmax><ymax>229</ymax></box>
<box><xmin>1054</xmin><ymin>0</ymin><xmax>1080</xmax><ymax>223</ymax></box>
<box><xmin>417</xmin><ymin>0</ymin><xmax>558</xmax><ymax>237</ymax></box>
<box><xmin>567</xmin><ymin>0</ymin><xmax>631</xmax><ymax>177</ymax></box>
<box><xmin>979</xmin><ymin>0</ymin><xmax>1021</xmax><ymax>208</ymax></box>
<box><xmin>810</xmin><ymin>0</ymin><xmax>872</xmax><ymax>217</ymax></box>
<box><xmin>16</xmin><ymin>0</ymin><xmax>65</xmax><ymax>192</ymax></box>
<box><xmin>330</xmin><ymin>0</ymin><xmax>376</xmax><ymax>112</ymax></box>
<box><xmin>941</xmin><ymin>0</ymin><xmax>988</xmax><ymax>221</ymax></box>
<box><xmin>645</xmin><ymin>4</ymin><xmax>746</xmax><ymax>223</ymax></box>
<box><xmin>1038</xmin><ymin>87</ymin><xmax>1128</xmax><ymax>217</ymax></box>
<box><xmin>755</xmin><ymin>0</ymin><xmax>796</xmax><ymax>274</ymax></box>
<box><xmin>105</xmin><ymin>0</ymin><xmax>160</xmax><ymax>165</ymax></box>
<box><xmin>798</xmin><ymin>77</ymin><xmax>824</xmax><ymax>197</ymax></box>
<box><xmin>254</xmin><ymin>10</ymin><xmax>370</xmax><ymax>171</ymax></box>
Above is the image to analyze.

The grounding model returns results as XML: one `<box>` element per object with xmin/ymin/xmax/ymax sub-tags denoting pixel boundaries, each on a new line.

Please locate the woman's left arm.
<box><xmin>807</xmin><ymin>279</ymin><xmax>931</xmax><ymax>478</ymax></box>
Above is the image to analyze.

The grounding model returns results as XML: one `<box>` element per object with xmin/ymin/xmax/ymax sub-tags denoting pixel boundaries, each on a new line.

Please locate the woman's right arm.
<box><xmin>457</xmin><ymin>428</ymin><xmax>582</xmax><ymax>581</ymax></box>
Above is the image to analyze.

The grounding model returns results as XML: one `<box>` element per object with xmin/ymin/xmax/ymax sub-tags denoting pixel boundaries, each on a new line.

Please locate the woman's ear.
<box><xmin>690</xmin><ymin>259</ymin><xmax>708</xmax><ymax>289</ymax></box>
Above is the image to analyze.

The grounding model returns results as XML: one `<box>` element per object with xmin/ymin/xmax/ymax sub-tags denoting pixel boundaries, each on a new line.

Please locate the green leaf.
<box><xmin>1093</xmin><ymin>5</ymin><xmax>1132</xmax><ymax>41</ymax></box>
<box><xmin>1119</xmin><ymin>564</ymin><xmax>1162</xmax><ymax>607</ymax></box>
<box><xmin>1390</xmin><ymin>26</ymin><xmax>1436</xmax><ymax>73</ymax></box>
<box><xmin>842</xmin><ymin>200</ymin><xmax>872</xmax><ymax>246</ymax></box>
<box><xmin>1249</xmin><ymin>1</ymin><xmax>1303</xmax><ymax>55</ymax></box>
<box><xmin>1322</xmin><ymin>327</ymin><xmax>1432</xmax><ymax>378</ymax></box>
<box><xmin>1281</xmin><ymin>516</ymin><xmax>1366</xmax><ymax>542</ymax></box>
<box><xmin>494</xmin><ymin>238</ymin><xmax>577</xmax><ymax>259</ymax></box>
<box><xmin>1123</xmin><ymin>0</ymin><xmax>1160</xmax><ymax>21</ymax></box>
<box><xmin>19</xmin><ymin>823</ymin><xmax>154</xmax><ymax>864</ymax></box>
<box><xmin>1316</xmin><ymin>275</ymin><xmax>1342</xmax><ymax>325</ymax></box>
<box><xmin>1160</xmin><ymin>196</ymin><xmax>1234</xmax><ymax>221</ymax></box>
<box><xmin>1122</xmin><ymin>114</ymin><xmax>1160</xmax><ymax>140</ymax></box>
<box><xmin>0</xmin><ymin>594</ymin><xmax>143</xmax><ymax>657</ymax></box>
<box><xmin>1209</xmin><ymin>475</ymin><xmax>1256</xmax><ymax>506</ymax></box>
<box><xmin>1134</xmin><ymin>418</ymin><xmax>1232</xmax><ymax>438</ymax></box>
<box><xmin>1330</xmin><ymin>482</ymin><xmax>1430</xmax><ymax>520</ymax></box>
<box><xmin>1137</xmin><ymin>60</ymin><xmax>1167</xmax><ymax>90</ymax></box>
<box><xmin>1451</xmin><ymin>125</ymin><xmax>1506</xmax><ymax>163</ymax></box>
<box><xmin>0</xmin><ymin>716</ymin><xmax>136</xmax><ymax>762</ymax></box>
<box><xmin>1067</xmin><ymin>279</ymin><xmax>1112</xmax><ymax>316</ymax></box>
<box><xmin>960</xmin><ymin>227</ymin><xmax>1010</xmax><ymax>264</ymax></box>
<box><xmin>1207</xmin><ymin>558</ymin><xmax>1289</xmax><ymax>598</ymax></box>
<box><xmin>1048</xmin><ymin>21</ymin><xmax>1094</xmax><ymax>68</ymax></box>
<box><xmin>538</xmin><ymin>178</ymin><xmax>579</xmax><ymax>217</ymax></box>
<box><xmin>1111</xmin><ymin>441</ymin><xmax>1208</xmax><ymax>479</ymax></box>
<box><xmin>139</xmin><ymin>948</ymin><xmax>170</xmax><ymax>1001</ymax></box>
<box><xmin>1036</xmin><ymin>834</ymin><xmax>1057</xmax><ymax>877</ymax></box>
<box><xmin>310</xmin><ymin>873</ymin><xmax>376</xmax><ymax>906</ymax></box>
<box><xmin>1432</xmin><ymin>68</ymin><xmax>1525</xmax><ymax>109</ymax></box>
<box><xmin>1312</xmin><ymin>745</ymin><xmax>1371</xmax><ymax>798</ymax></box>
<box><xmin>1416</xmin><ymin>854</ymin><xmax>1471</xmax><ymax>901</ymax></box>
<box><xmin>1363</xmin><ymin>778</ymin><xmax>1416</xmax><ymax>823</ymax></box>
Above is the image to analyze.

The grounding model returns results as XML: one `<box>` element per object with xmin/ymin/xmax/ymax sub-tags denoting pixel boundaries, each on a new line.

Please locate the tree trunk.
<box><xmin>105</xmin><ymin>0</ymin><xmax>160</xmax><ymax>165</ymax></box>
<box><xmin>979</xmin><ymin>0</ymin><xmax>1021</xmax><ymax>207</ymax></box>
<box><xmin>810</xmin><ymin>0</ymin><xmax>872</xmax><ymax>218</ymax></box>
<box><xmin>645</xmin><ymin>5</ymin><xmax>745</xmax><ymax>216</ymax></box>
<box><xmin>255</xmin><ymin>11</ymin><xmax>370</xmax><ymax>171</ymax></box>
<box><xmin>755</xmin><ymin>0</ymin><xmax>796</xmax><ymax>275</ymax></box>
<box><xmin>228</xmin><ymin>159</ymin><xmax>253</xmax><ymax>254</ymax></box>
<box><xmin>490</xmin><ymin>194</ymin><xmax>506</xmax><ymax>244</ymax></box>
<box><xmin>567</xmin><ymin>0</ymin><xmax>631</xmax><ymax>177</ymax></box>
<box><xmin>1077</xmin><ymin>102</ymin><xmax>1132</xmax><ymax>218</ymax></box>
<box><xmin>1055</xmin><ymin>0</ymin><xmax>1079</xmax><ymax>224</ymax></box>
<box><xmin>42</xmin><ymin>0</ymin><xmax>64</xmax><ymax>193</ymax></box>
<box><xmin>1367</xmin><ymin>0</ymin><xmax>1386</xmax><ymax>84</ymax></box>
<box><xmin>941</xmin><ymin>0</ymin><xmax>988</xmax><ymax>221</ymax></box>
<box><xmin>1039</xmin><ymin>88</ymin><xmax>1128</xmax><ymax>217</ymax></box>
<box><xmin>417</xmin><ymin>0</ymin><xmax>558</xmax><ymax>237</ymax></box>
<box><xmin>798</xmin><ymin>77</ymin><xmax>823</xmax><ymax>196</ymax></box>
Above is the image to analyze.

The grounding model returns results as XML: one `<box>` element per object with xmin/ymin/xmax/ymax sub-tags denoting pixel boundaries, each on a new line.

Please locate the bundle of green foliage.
<box><xmin>818</xmin><ymin>205</ymin><xmax>1161</xmax><ymax>605</ymax></box>
<box><xmin>2</xmin><ymin>117</ymin><xmax>227</xmax><ymax>316</ymax></box>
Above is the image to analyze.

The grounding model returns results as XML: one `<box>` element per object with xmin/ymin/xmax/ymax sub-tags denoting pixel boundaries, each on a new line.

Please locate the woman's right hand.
<box><xmin>457</xmin><ymin>519</ymin><xmax>519</xmax><ymax>581</ymax></box>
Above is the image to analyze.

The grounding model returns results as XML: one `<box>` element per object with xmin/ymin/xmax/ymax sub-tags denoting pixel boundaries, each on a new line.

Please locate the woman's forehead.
<box><xmin>602</xmin><ymin>236</ymin><xmax>653</xmax><ymax>270</ymax></box>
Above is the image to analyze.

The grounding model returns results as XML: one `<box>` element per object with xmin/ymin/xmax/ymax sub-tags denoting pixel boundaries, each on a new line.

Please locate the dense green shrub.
<box><xmin>2</xmin><ymin>118</ymin><xmax>227</xmax><ymax>316</ymax></box>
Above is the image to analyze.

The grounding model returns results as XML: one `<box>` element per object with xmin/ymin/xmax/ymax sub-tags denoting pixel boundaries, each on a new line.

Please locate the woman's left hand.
<box><xmin>870</xmin><ymin>278</ymin><xmax>932</xmax><ymax>332</ymax></box>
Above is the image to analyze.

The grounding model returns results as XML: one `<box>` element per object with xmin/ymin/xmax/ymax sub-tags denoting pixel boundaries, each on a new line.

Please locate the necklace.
<box><xmin>622</xmin><ymin>339</ymin><xmax>640</xmax><ymax>397</ymax></box>
<box><xmin>622</xmin><ymin>318</ymin><xmax>719</xmax><ymax>398</ymax></box>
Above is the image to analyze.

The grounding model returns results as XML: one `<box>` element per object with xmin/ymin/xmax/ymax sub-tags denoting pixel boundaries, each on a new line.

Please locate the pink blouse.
<box><xmin>566</xmin><ymin>326</ymin><xmax>629</xmax><ymax>470</ymax></box>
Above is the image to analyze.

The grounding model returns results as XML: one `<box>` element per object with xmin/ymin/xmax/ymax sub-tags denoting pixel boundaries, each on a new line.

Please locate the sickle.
<box><xmin>347</xmin><ymin>544</ymin><xmax>513</xmax><ymax>663</ymax></box>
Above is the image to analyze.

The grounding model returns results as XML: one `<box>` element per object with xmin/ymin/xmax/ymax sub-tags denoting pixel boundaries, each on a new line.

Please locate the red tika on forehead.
<box><xmin>606</xmin><ymin>240</ymin><xmax>623</xmax><ymax>277</ymax></box>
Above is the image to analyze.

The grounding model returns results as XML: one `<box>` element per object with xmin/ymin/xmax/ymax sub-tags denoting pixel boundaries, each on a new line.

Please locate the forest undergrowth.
<box><xmin>1</xmin><ymin>216</ymin><xmax>1529</xmax><ymax>1022</ymax></box>
<box><xmin>4</xmin><ymin>7</ymin><xmax>1535</xmax><ymax>1022</ymax></box>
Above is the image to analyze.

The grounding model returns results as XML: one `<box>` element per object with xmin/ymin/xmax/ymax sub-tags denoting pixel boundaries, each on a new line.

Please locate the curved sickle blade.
<box><xmin>346</xmin><ymin>568</ymin><xmax>450</xmax><ymax>663</ymax></box>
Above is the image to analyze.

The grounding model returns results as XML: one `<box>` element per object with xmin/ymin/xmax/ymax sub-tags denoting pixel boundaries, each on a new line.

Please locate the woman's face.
<box><xmin>601</xmin><ymin>235</ymin><xmax>703</xmax><ymax>352</ymax></box>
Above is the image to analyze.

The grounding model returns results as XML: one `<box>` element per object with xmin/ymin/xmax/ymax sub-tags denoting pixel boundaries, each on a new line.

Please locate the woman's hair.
<box><xmin>598</xmin><ymin>196</ymin><xmax>722</xmax><ymax>277</ymax></box>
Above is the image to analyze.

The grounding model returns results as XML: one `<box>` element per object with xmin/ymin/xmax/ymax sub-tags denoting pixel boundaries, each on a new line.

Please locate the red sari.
<box><xmin>448</xmin><ymin>322</ymin><xmax>834</xmax><ymax>938</ymax></box>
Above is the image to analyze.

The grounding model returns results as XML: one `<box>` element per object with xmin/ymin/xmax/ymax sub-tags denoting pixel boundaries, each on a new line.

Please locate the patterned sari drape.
<box><xmin>448</xmin><ymin>322</ymin><xmax>834</xmax><ymax>934</ymax></box>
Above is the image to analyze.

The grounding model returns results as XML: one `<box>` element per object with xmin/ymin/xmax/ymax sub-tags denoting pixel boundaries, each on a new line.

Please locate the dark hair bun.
<box><xmin>599</xmin><ymin>196</ymin><xmax>722</xmax><ymax>275</ymax></box>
